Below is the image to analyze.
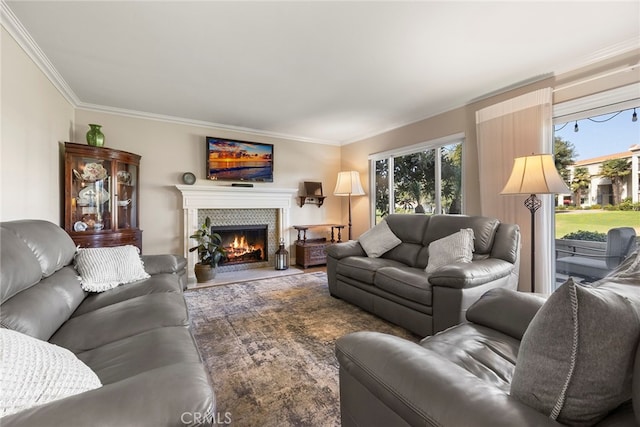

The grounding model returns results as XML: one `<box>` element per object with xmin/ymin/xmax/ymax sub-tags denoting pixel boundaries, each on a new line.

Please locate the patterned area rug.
<box><xmin>184</xmin><ymin>272</ymin><xmax>418</xmax><ymax>427</ymax></box>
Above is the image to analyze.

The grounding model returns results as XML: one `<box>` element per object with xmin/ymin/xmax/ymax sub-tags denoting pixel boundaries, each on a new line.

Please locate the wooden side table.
<box><xmin>293</xmin><ymin>224</ymin><xmax>345</xmax><ymax>268</ymax></box>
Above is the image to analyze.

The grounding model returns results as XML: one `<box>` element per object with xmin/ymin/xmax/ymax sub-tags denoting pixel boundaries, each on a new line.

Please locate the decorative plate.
<box><xmin>182</xmin><ymin>172</ymin><xmax>196</xmax><ymax>185</ymax></box>
<box><xmin>82</xmin><ymin>163</ymin><xmax>107</xmax><ymax>182</ymax></box>
<box><xmin>78</xmin><ymin>184</ymin><xmax>110</xmax><ymax>206</ymax></box>
<box><xmin>73</xmin><ymin>221</ymin><xmax>88</xmax><ymax>232</ymax></box>
<box><xmin>117</xmin><ymin>170</ymin><xmax>132</xmax><ymax>185</ymax></box>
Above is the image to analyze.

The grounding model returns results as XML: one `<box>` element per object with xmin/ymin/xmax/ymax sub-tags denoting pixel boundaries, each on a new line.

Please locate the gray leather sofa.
<box><xmin>326</xmin><ymin>214</ymin><xmax>520</xmax><ymax>336</ymax></box>
<box><xmin>0</xmin><ymin>220</ymin><xmax>214</xmax><ymax>426</ymax></box>
<box><xmin>335</xmin><ymin>253</ymin><xmax>640</xmax><ymax>426</ymax></box>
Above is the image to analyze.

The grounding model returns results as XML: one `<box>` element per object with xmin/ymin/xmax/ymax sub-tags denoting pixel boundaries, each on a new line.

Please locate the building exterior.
<box><xmin>563</xmin><ymin>144</ymin><xmax>640</xmax><ymax>206</ymax></box>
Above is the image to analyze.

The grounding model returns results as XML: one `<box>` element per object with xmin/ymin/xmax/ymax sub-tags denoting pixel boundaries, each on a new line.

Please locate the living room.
<box><xmin>2</xmin><ymin>1</ymin><xmax>640</xmax><ymax>426</ymax></box>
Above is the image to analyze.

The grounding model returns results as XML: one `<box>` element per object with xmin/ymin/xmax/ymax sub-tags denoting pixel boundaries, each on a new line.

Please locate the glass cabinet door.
<box><xmin>115</xmin><ymin>162</ymin><xmax>138</xmax><ymax>230</ymax></box>
<box><xmin>64</xmin><ymin>142</ymin><xmax>142</xmax><ymax>250</ymax></box>
<box><xmin>71</xmin><ymin>157</ymin><xmax>113</xmax><ymax>232</ymax></box>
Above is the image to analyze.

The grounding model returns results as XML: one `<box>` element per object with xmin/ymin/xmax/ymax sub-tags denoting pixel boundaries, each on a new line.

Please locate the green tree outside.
<box><xmin>570</xmin><ymin>166</ymin><xmax>591</xmax><ymax>208</ymax></box>
<box><xmin>599</xmin><ymin>158</ymin><xmax>632</xmax><ymax>205</ymax></box>
<box><xmin>554</xmin><ymin>136</ymin><xmax>576</xmax><ymax>184</ymax></box>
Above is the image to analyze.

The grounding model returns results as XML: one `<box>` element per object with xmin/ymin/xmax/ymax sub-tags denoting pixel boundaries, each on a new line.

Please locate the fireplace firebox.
<box><xmin>212</xmin><ymin>225</ymin><xmax>268</xmax><ymax>266</ymax></box>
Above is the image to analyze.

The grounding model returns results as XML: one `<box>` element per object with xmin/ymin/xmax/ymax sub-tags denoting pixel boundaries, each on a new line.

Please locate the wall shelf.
<box><xmin>298</xmin><ymin>195</ymin><xmax>326</xmax><ymax>207</ymax></box>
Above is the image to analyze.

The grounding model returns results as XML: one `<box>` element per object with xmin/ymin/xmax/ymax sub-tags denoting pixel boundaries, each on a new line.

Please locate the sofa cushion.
<box><xmin>336</xmin><ymin>256</ymin><xmax>407</xmax><ymax>285</ymax></box>
<box><xmin>358</xmin><ymin>219</ymin><xmax>402</xmax><ymax>258</ymax></box>
<box><xmin>425</xmin><ymin>228</ymin><xmax>474</xmax><ymax>274</ymax></box>
<box><xmin>465</xmin><ymin>288</ymin><xmax>545</xmax><ymax>341</ymax></box>
<box><xmin>0</xmin><ymin>227</ymin><xmax>45</xmax><ymax>304</ymax></box>
<box><xmin>420</xmin><ymin>323</ymin><xmax>520</xmax><ymax>393</ymax></box>
<box><xmin>375</xmin><ymin>267</ymin><xmax>432</xmax><ymax>306</ymax></box>
<box><xmin>1</xmin><ymin>220</ymin><xmax>77</xmax><ymax>278</ymax></box>
<box><xmin>424</xmin><ymin>215</ymin><xmax>498</xmax><ymax>256</ymax></box>
<box><xmin>0</xmin><ymin>328</ymin><xmax>102</xmax><ymax>417</ymax></box>
<box><xmin>72</xmin><ymin>273</ymin><xmax>182</xmax><ymax>317</ymax></box>
<box><xmin>49</xmin><ymin>293</ymin><xmax>189</xmax><ymax>352</ymax></box>
<box><xmin>77</xmin><ymin>327</ymin><xmax>202</xmax><ymax>385</ymax></box>
<box><xmin>0</xmin><ymin>266</ymin><xmax>87</xmax><ymax>341</ymax></box>
<box><xmin>384</xmin><ymin>214</ymin><xmax>431</xmax><ymax>243</ymax></box>
<box><xmin>510</xmin><ymin>278</ymin><xmax>640</xmax><ymax>426</ymax></box>
<box><xmin>74</xmin><ymin>245</ymin><xmax>150</xmax><ymax>292</ymax></box>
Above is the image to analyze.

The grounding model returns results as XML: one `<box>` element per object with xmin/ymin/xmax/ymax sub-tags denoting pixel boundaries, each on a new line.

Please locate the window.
<box><xmin>552</xmin><ymin>83</ymin><xmax>639</xmax><ymax>287</ymax></box>
<box><xmin>369</xmin><ymin>134</ymin><xmax>464</xmax><ymax>225</ymax></box>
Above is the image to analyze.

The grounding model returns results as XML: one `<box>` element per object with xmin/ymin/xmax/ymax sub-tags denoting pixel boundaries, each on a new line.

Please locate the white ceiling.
<box><xmin>4</xmin><ymin>1</ymin><xmax>640</xmax><ymax>145</ymax></box>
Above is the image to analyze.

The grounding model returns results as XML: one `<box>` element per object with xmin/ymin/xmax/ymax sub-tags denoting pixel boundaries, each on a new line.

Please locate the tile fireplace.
<box><xmin>176</xmin><ymin>185</ymin><xmax>297</xmax><ymax>286</ymax></box>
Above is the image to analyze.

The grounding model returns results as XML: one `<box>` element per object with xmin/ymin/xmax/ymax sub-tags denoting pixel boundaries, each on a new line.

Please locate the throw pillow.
<box><xmin>74</xmin><ymin>245</ymin><xmax>150</xmax><ymax>292</ymax></box>
<box><xmin>510</xmin><ymin>278</ymin><xmax>640</xmax><ymax>426</ymax></box>
<box><xmin>358</xmin><ymin>219</ymin><xmax>402</xmax><ymax>258</ymax></box>
<box><xmin>425</xmin><ymin>228</ymin><xmax>474</xmax><ymax>274</ymax></box>
<box><xmin>0</xmin><ymin>328</ymin><xmax>102</xmax><ymax>417</ymax></box>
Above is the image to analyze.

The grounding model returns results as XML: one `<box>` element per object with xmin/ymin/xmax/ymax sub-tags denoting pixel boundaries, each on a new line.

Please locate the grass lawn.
<box><xmin>555</xmin><ymin>210</ymin><xmax>640</xmax><ymax>239</ymax></box>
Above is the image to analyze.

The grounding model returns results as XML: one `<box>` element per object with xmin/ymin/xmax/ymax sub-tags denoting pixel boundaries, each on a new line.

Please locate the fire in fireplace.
<box><xmin>211</xmin><ymin>225</ymin><xmax>268</xmax><ymax>265</ymax></box>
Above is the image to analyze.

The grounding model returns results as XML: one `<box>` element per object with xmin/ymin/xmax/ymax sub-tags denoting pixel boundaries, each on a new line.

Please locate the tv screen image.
<box><xmin>206</xmin><ymin>136</ymin><xmax>274</xmax><ymax>182</ymax></box>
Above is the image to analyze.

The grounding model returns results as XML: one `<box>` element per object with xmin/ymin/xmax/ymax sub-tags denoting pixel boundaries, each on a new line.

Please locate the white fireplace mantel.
<box><xmin>176</xmin><ymin>185</ymin><xmax>298</xmax><ymax>282</ymax></box>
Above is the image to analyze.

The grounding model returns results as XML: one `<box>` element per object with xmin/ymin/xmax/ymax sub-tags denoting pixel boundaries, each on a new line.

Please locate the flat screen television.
<box><xmin>206</xmin><ymin>136</ymin><xmax>274</xmax><ymax>182</ymax></box>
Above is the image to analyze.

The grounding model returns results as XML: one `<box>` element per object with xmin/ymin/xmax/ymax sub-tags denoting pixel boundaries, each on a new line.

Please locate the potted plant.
<box><xmin>189</xmin><ymin>217</ymin><xmax>226</xmax><ymax>282</ymax></box>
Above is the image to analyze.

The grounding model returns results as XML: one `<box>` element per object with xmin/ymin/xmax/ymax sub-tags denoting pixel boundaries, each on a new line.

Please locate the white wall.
<box><xmin>73</xmin><ymin>110</ymin><xmax>342</xmax><ymax>255</ymax></box>
<box><xmin>1</xmin><ymin>28</ymin><xmax>74</xmax><ymax>222</ymax></box>
<box><xmin>1</xmin><ymin>24</ymin><xmax>342</xmax><ymax>257</ymax></box>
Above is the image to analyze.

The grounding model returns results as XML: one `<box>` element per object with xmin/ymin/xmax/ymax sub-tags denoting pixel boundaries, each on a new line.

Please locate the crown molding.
<box><xmin>554</xmin><ymin>37</ymin><xmax>640</xmax><ymax>76</ymax></box>
<box><xmin>1</xmin><ymin>0</ymin><xmax>80</xmax><ymax>106</ymax></box>
<box><xmin>76</xmin><ymin>103</ymin><xmax>341</xmax><ymax>146</ymax></box>
<box><xmin>1</xmin><ymin>1</ymin><xmax>339</xmax><ymax>146</ymax></box>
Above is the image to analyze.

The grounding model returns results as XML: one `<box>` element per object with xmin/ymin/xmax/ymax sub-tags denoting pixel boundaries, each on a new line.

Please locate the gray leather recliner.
<box><xmin>335</xmin><ymin>252</ymin><xmax>640</xmax><ymax>426</ymax></box>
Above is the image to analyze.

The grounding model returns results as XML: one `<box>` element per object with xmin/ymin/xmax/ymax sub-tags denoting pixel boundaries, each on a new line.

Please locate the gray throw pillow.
<box><xmin>425</xmin><ymin>228</ymin><xmax>474</xmax><ymax>274</ymax></box>
<box><xmin>358</xmin><ymin>219</ymin><xmax>402</xmax><ymax>258</ymax></box>
<box><xmin>510</xmin><ymin>278</ymin><xmax>640</xmax><ymax>426</ymax></box>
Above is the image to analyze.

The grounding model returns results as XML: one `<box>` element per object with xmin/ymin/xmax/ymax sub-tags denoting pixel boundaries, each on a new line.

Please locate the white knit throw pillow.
<box><xmin>358</xmin><ymin>219</ymin><xmax>402</xmax><ymax>258</ymax></box>
<box><xmin>74</xmin><ymin>245</ymin><xmax>150</xmax><ymax>292</ymax></box>
<box><xmin>425</xmin><ymin>228</ymin><xmax>475</xmax><ymax>273</ymax></box>
<box><xmin>0</xmin><ymin>329</ymin><xmax>102</xmax><ymax>417</ymax></box>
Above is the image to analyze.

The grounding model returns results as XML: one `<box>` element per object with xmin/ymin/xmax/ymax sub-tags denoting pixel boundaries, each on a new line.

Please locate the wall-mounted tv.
<box><xmin>206</xmin><ymin>136</ymin><xmax>274</xmax><ymax>182</ymax></box>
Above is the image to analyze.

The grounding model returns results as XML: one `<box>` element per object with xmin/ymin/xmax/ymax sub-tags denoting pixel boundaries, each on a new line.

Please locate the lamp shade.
<box><xmin>334</xmin><ymin>171</ymin><xmax>365</xmax><ymax>196</ymax></box>
<box><xmin>501</xmin><ymin>154</ymin><xmax>570</xmax><ymax>195</ymax></box>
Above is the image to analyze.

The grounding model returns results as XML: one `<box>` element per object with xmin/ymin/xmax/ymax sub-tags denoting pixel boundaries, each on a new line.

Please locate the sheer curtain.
<box><xmin>476</xmin><ymin>88</ymin><xmax>554</xmax><ymax>293</ymax></box>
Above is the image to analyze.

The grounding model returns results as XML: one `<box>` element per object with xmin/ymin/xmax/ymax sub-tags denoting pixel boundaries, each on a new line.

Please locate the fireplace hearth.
<box><xmin>213</xmin><ymin>225</ymin><xmax>268</xmax><ymax>266</ymax></box>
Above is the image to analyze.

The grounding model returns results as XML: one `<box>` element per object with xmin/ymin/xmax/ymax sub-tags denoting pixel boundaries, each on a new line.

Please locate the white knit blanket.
<box><xmin>0</xmin><ymin>329</ymin><xmax>102</xmax><ymax>417</ymax></box>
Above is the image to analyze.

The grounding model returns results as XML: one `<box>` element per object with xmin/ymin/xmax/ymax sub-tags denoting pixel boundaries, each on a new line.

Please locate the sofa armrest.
<box><xmin>428</xmin><ymin>258</ymin><xmax>514</xmax><ymax>288</ymax></box>
<box><xmin>325</xmin><ymin>240</ymin><xmax>366</xmax><ymax>260</ymax></box>
<box><xmin>2</xmin><ymin>363</ymin><xmax>214</xmax><ymax>427</ymax></box>
<box><xmin>336</xmin><ymin>331</ymin><xmax>561</xmax><ymax>427</ymax></box>
<box><xmin>141</xmin><ymin>254</ymin><xmax>187</xmax><ymax>276</ymax></box>
<box><xmin>466</xmin><ymin>288</ymin><xmax>546</xmax><ymax>340</ymax></box>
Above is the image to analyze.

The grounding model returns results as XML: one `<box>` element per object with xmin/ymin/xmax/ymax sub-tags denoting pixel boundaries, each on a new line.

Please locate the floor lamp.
<box><xmin>334</xmin><ymin>171</ymin><xmax>365</xmax><ymax>241</ymax></box>
<box><xmin>501</xmin><ymin>154</ymin><xmax>569</xmax><ymax>293</ymax></box>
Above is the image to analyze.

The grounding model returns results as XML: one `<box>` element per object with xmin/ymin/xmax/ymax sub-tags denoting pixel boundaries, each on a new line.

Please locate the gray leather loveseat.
<box><xmin>326</xmin><ymin>214</ymin><xmax>520</xmax><ymax>336</ymax></box>
<box><xmin>0</xmin><ymin>220</ymin><xmax>214</xmax><ymax>426</ymax></box>
<box><xmin>336</xmin><ymin>251</ymin><xmax>640</xmax><ymax>426</ymax></box>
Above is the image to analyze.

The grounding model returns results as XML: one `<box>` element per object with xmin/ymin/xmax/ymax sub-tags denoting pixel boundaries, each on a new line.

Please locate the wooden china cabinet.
<box><xmin>63</xmin><ymin>142</ymin><xmax>142</xmax><ymax>250</ymax></box>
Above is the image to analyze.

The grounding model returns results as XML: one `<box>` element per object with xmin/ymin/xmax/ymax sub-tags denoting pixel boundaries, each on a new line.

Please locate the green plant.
<box><xmin>618</xmin><ymin>198</ymin><xmax>634</xmax><ymax>211</ymax></box>
<box><xmin>561</xmin><ymin>230</ymin><xmax>607</xmax><ymax>242</ymax></box>
<box><xmin>189</xmin><ymin>217</ymin><xmax>226</xmax><ymax>267</ymax></box>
